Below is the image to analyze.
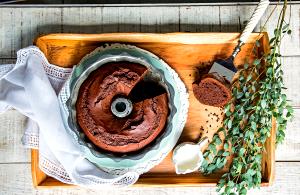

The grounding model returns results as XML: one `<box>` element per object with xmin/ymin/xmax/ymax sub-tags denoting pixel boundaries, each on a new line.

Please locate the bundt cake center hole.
<box><xmin>116</xmin><ymin>102</ymin><xmax>126</xmax><ymax>112</ymax></box>
<box><xmin>111</xmin><ymin>97</ymin><xmax>133</xmax><ymax>118</ymax></box>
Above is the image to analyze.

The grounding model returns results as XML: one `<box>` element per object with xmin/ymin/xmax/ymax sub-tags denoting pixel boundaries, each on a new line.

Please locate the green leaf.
<box><xmin>224</xmin><ymin>142</ymin><xmax>229</xmax><ymax>150</ymax></box>
<box><xmin>219</xmin><ymin>178</ymin><xmax>226</xmax><ymax>185</ymax></box>
<box><xmin>203</xmin><ymin>151</ymin><xmax>210</xmax><ymax>158</ymax></box>
<box><xmin>261</xmin><ymin>99</ymin><xmax>267</xmax><ymax>109</ymax></box>
<box><xmin>239</xmin><ymin>148</ymin><xmax>245</xmax><ymax>156</ymax></box>
<box><xmin>222</xmin><ymin>151</ymin><xmax>230</xmax><ymax>157</ymax></box>
<box><xmin>227</xmin><ymin>120</ymin><xmax>232</xmax><ymax>129</ymax></box>
<box><xmin>249</xmin><ymin>131</ymin><xmax>255</xmax><ymax>140</ymax></box>
<box><xmin>209</xmin><ymin>144</ymin><xmax>217</xmax><ymax>155</ymax></box>
<box><xmin>253</xmin><ymin>59</ymin><xmax>261</xmax><ymax>66</ymax></box>
<box><xmin>222</xmin><ymin>158</ymin><xmax>228</xmax><ymax>167</ymax></box>
<box><xmin>217</xmin><ymin>179</ymin><xmax>226</xmax><ymax>191</ymax></box>
<box><xmin>267</xmin><ymin>67</ymin><xmax>273</xmax><ymax>75</ymax></box>
<box><xmin>215</xmin><ymin>136</ymin><xmax>222</xmax><ymax>145</ymax></box>
<box><xmin>269</xmin><ymin>37</ymin><xmax>276</xmax><ymax>44</ymax></box>
<box><xmin>217</xmin><ymin>127</ymin><xmax>224</xmax><ymax>133</ymax></box>
<box><xmin>255</xmin><ymin>154</ymin><xmax>262</xmax><ymax>162</ymax></box>
<box><xmin>247</xmin><ymin>169</ymin><xmax>256</xmax><ymax>176</ymax></box>
<box><xmin>251</xmin><ymin>121</ymin><xmax>257</xmax><ymax>130</ymax></box>
<box><xmin>237</xmin><ymin>92</ymin><xmax>244</xmax><ymax>99</ymax></box>
<box><xmin>232</xmin><ymin>127</ymin><xmax>239</xmax><ymax>135</ymax></box>
<box><xmin>282</xmin><ymin>23</ymin><xmax>289</xmax><ymax>30</ymax></box>
<box><xmin>226</xmin><ymin>110</ymin><xmax>232</xmax><ymax>117</ymax></box>
<box><xmin>236</xmin><ymin>163</ymin><xmax>242</xmax><ymax>173</ymax></box>
<box><xmin>287</xmin><ymin>105</ymin><xmax>294</xmax><ymax>115</ymax></box>
<box><xmin>240</xmin><ymin>187</ymin><xmax>247</xmax><ymax>195</ymax></box>
<box><xmin>216</xmin><ymin>157</ymin><xmax>222</xmax><ymax>168</ymax></box>
<box><xmin>274</xmin><ymin>28</ymin><xmax>279</xmax><ymax>36</ymax></box>
<box><xmin>246</xmin><ymin>75</ymin><xmax>252</xmax><ymax>82</ymax></box>
<box><xmin>225</xmin><ymin>186</ymin><xmax>231</xmax><ymax>194</ymax></box>
<box><xmin>228</xmin><ymin>180</ymin><xmax>234</xmax><ymax>187</ymax></box>
<box><xmin>217</xmin><ymin>159</ymin><xmax>226</xmax><ymax>169</ymax></box>
<box><xmin>201</xmin><ymin>158</ymin><xmax>208</xmax><ymax>168</ymax></box>
<box><xmin>255</xmin><ymin>40</ymin><xmax>261</xmax><ymax>47</ymax></box>
<box><xmin>207</xmin><ymin>164</ymin><xmax>216</xmax><ymax>171</ymax></box>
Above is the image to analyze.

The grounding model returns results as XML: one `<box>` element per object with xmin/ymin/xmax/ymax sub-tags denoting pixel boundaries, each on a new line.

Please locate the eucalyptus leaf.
<box><xmin>224</xmin><ymin>142</ymin><xmax>229</xmax><ymax>150</ymax></box>
<box><xmin>222</xmin><ymin>151</ymin><xmax>230</xmax><ymax>157</ymax></box>
<box><xmin>227</xmin><ymin>120</ymin><xmax>232</xmax><ymax>129</ymax></box>
<box><xmin>253</xmin><ymin>59</ymin><xmax>261</xmax><ymax>66</ymax></box>
<box><xmin>239</xmin><ymin>148</ymin><xmax>245</xmax><ymax>157</ymax></box>
<box><xmin>261</xmin><ymin>100</ymin><xmax>267</xmax><ymax>109</ymax></box>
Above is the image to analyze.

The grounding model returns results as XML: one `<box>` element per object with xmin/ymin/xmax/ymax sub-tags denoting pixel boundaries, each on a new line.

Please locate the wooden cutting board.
<box><xmin>32</xmin><ymin>32</ymin><xmax>274</xmax><ymax>188</ymax></box>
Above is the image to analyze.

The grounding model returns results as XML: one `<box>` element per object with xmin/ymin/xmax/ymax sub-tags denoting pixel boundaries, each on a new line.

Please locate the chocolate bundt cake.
<box><xmin>76</xmin><ymin>62</ymin><xmax>169</xmax><ymax>153</ymax></box>
<box><xmin>192</xmin><ymin>73</ymin><xmax>231</xmax><ymax>107</ymax></box>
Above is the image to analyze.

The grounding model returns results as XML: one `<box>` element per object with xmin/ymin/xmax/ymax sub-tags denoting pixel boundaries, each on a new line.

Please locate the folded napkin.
<box><xmin>0</xmin><ymin>46</ymin><xmax>139</xmax><ymax>187</ymax></box>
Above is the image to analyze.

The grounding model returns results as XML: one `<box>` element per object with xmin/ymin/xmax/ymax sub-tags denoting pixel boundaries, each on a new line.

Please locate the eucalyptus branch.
<box><xmin>201</xmin><ymin>1</ymin><xmax>293</xmax><ymax>194</ymax></box>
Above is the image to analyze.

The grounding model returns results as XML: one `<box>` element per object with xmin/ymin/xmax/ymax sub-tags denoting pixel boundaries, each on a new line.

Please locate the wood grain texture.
<box><xmin>35</xmin><ymin>32</ymin><xmax>263</xmax><ymax>67</ymax></box>
<box><xmin>0</xmin><ymin>8</ymin><xmax>62</xmax><ymax>58</ymax></box>
<box><xmin>138</xmin><ymin>7</ymin><xmax>180</xmax><ymax>33</ymax></box>
<box><xmin>276</xmin><ymin>108</ymin><xmax>300</xmax><ymax>161</ymax></box>
<box><xmin>62</xmin><ymin>7</ymin><xmax>106</xmax><ymax>33</ymax></box>
<box><xmin>260</xmin><ymin>4</ymin><xmax>300</xmax><ymax>57</ymax></box>
<box><xmin>1</xmin><ymin>162</ymin><xmax>300</xmax><ymax>195</ymax></box>
<box><xmin>179</xmin><ymin>6</ymin><xmax>220</xmax><ymax>32</ymax></box>
<box><xmin>282</xmin><ymin>57</ymin><xmax>300</xmax><ymax>107</ymax></box>
<box><xmin>0</xmin><ymin>59</ymin><xmax>16</xmax><ymax>64</ymax></box>
<box><xmin>61</xmin><ymin>7</ymin><xmax>180</xmax><ymax>33</ymax></box>
<box><xmin>0</xmin><ymin>110</ymin><xmax>30</xmax><ymax>163</ymax></box>
<box><xmin>0</xmin><ymin>5</ymin><xmax>299</xmax><ymax>58</ymax></box>
<box><xmin>219</xmin><ymin>5</ymin><xmax>241</xmax><ymax>32</ymax></box>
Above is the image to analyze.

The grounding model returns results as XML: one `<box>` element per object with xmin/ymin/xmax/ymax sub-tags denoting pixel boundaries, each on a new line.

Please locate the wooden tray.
<box><xmin>32</xmin><ymin>32</ymin><xmax>274</xmax><ymax>188</ymax></box>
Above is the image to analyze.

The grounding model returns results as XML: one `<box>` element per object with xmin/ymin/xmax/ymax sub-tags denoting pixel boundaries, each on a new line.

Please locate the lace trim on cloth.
<box><xmin>69</xmin><ymin>157</ymin><xmax>139</xmax><ymax>187</ymax></box>
<box><xmin>21</xmin><ymin>118</ymin><xmax>39</xmax><ymax>149</ymax></box>
<box><xmin>40</xmin><ymin>152</ymin><xmax>138</xmax><ymax>187</ymax></box>
<box><xmin>39</xmin><ymin>153</ymin><xmax>74</xmax><ymax>185</ymax></box>
<box><xmin>22</xmin><ymin>132</ymin><xmax>39</xmax><ymax>149</ymax></box>
<box><xmin>16</xmin><ymin>46</ymin><xmax>72</xmax><ymax>80</ymax></box>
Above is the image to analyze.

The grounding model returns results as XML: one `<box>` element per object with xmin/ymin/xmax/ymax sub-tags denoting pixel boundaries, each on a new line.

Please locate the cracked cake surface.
<box><xmin>76</xmin><ymin>62</ymin><xmax>169</xmax><ymax>153</ymax></box>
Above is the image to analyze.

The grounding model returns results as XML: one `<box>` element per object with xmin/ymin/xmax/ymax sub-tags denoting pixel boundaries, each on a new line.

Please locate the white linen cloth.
<box><xmin>0</xmin><ymin>46</ymin><xmax>139</xmax><ymax>187</ymax></box>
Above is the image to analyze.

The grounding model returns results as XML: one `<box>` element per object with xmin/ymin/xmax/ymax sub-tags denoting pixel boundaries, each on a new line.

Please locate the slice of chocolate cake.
<box><xmin>192</xmin><ymin>73</ymin><xmax>231</xmax><ymax>107</ymax></box>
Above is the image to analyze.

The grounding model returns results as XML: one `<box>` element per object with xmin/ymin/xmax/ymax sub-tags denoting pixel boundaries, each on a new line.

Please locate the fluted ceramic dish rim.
<box><xmin>58</xmin><ymin>43</ymin><xmax>189</xmax><ymax>174</ymax></box>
